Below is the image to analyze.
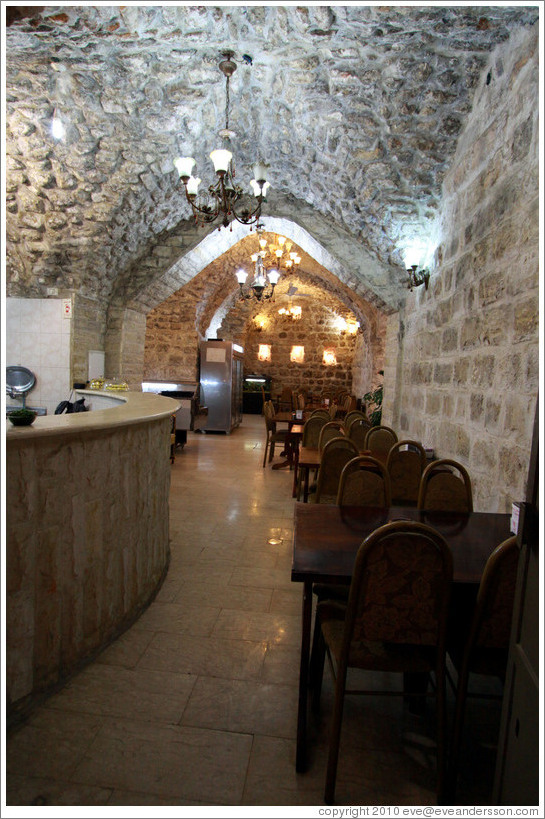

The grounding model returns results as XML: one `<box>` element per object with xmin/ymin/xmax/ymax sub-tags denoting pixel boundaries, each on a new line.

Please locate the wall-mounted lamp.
<box><xmin>51</xmin><ymin>107</ymin><xmax>65</xmax><ymax>140</ymax></box>
<box><xmin>322</xmin><ymin>349</ymin><xmax>337</xmax><ymax>366</ymax></box>
<box><xmin>406</xmin><ymin>265</ymin><xmax>430</xmax><ymax>291</ymax></box>
<box><xmin>258</xmin><ymin>344</ymin><xmax>271</xmax><ymax>362</ymax></box>
<box><xmin>290</xmin><ymin>346</ymin><xmax>305</xmax><ymax>364</ymax></box>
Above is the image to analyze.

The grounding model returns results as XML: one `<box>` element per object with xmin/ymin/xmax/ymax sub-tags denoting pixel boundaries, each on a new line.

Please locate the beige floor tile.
<box><xmin>135</xmin><ymin>599</ymin><xmax>221</xmax><ymax>636</ymax></box>
<box><xmin>261</xmin><ymin>643</ymin><xmax>302</xmax><ymax>686</ymax></box>
<box><xmin>229</xmin><ymin>565</ymin><xmax>294</xmax><ymax>591</ymax></box>
<box><xmin>6</xmin><ymin>774</ymin><xmax>113</xmax><ymax>807</ymax></box>
<box><xmin>173</xmin><ymin>580</ymin><xmax>273</xmax><ymax>613</ymax></box>
<box><xmin>181</xmin><ymin>676</ymin><xmax>298</xmax><ymax>739</ymax></box>
<box><xmin>242</xmin><ymin>735</ymin><xmax>326</xmax><ymax>805</ymax></box>
<box><xmin>95</xmin><ymin>625</ymin><xmax>155</xmax><ymax>669</ymax></box>
<box><xmin>7</xmin><ymin>710</ymin><xmax>104</xmax><ymax>780</ymax></box>
<box><xmin>71</xmin><ymin>717</ymin><xmax>253</xmax><ymax>804</ymax></box>
<box><xmin>211</xmin><ymin>608</ymin><xmax>301</xmax><ymax>646</ymax></box>
<box><xmin>138</xmin><ymin>630</ymin><xmax>267</xmax><ymax>681</ymax></box>
<box><xmin>42</xmin><ymin>663</ymin><xmax>197</xmax><ymax>724</ymax></box>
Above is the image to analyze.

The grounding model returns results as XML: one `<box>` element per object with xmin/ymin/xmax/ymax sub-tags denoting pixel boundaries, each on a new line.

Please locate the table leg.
<box><xmin>296</xmin><ymin>579</ymin><xmax>313</xmax><ymax>772</ymax></box>
<box><xmin>292</xmin><ymin>444</ymin><xmax>300</xmax><ymax>498</ymax></box>
<box><xmin>303</xmin><ymin>466</ymin><xmax>310</xmax><ymax>503</ymax></box>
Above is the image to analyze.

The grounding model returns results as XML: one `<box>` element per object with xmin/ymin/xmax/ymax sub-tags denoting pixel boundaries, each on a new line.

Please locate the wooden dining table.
<box><xmin>291</xmin><ymin>501</ymin><xmax>513</xmax><ymax>772</ymax></box>
<box><xmin>270</xmin><ymin>411</ymin><xmax>308</xmax><ymax>473</ymax></box>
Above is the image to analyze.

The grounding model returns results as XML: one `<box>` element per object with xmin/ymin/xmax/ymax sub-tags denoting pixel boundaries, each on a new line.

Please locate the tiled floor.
<box><xmin>5</xmin><ymin>414</ymin><xmax>502</xmax><ymax>809</ymax></box>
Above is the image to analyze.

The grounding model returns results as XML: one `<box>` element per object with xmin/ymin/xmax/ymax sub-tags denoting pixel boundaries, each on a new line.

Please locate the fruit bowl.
<box><xmin>8</xmin><ymin>409</ymin><xmax>37</xmax><ymax>426</ymax></box>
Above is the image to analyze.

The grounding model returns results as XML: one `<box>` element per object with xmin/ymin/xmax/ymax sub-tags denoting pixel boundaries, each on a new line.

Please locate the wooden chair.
<box><xmin>343</xmin><ymin>409</ymin><xmax>368</xmax><ymax>432</ymax></box>
<box><xmin>277</xmin><ymin>386</ymin><xmax>293</xmax><ymax>412</ymax></box>
<box><xmin>336</xmin><ymin>455</ymin><xmax>391</xmax><ymax>507</ymax></box>
<box><xmin>447</xmin><ymin>536</ymin><xmax>519</xmax><ymax>804</ymax></box>
<box><xmin>318</xmin><ymin>420</ymin><xmax>345</xmax><ymax>451</ymax></box>
<box><xmin>312</xmin><ymin>436</ymin><xmax>358</xmax><ymax>504</ymax></box>
<box><xmin>347</xmin><ymin>416</ymin><xmax>372</xmax><ymax>450</ymax></box>
<box><xmin>328</xmin><ymin>402</ymin><xmax>339</xmax><ymax>420</ymax></box>
<box><xmin>262</xmin><ymin>400</ymin><xmax>289</xmax><ymax>467</ymax></box>
<box><xmin>310</xmin><ymin>520</ymin><xmax>453</xmax><ymax>804</ymax></box>
<box><xmin>296</xmin><ymin>415</ymin><xmax>328</xmax><ymax>499</ymax></box>
<box><xmin>364</xmin><ymin>424</ymin><xmax>398</xmax><ymax>455</ymax></box>
<box><xmin>446</xmin><ymin>535</ymin><xmax>519</xmax><ymax>802</ymax></box>
<box><xmin>418</xmin><ymin>458</ymin><xmax>473</xmax><ymax>512</ymax></box>
<box><xmin>387</xmin><ymin>439</ymin><xmax>427</xmax><ymax>506</ymax></box>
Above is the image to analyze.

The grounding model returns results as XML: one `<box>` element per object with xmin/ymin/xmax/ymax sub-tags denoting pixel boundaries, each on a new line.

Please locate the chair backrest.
<box><xmin>328</xmin><ymin>402</ymin><xmax>338</xmax><ymax>419</ymax></box>
<box><xmin>386</xmin><ymin>440</ymin><xmax>427</xmax><ymax>505</ymax></box>
<box><xmin>336</xmin><ymin>455</ymin><xmax>392</xmax><ymax>507</ymax></box>
<box><xmin>342</xmin><ymin>394</ymin><xmax>356</xmax><ymax>413</ymax></box>
<box><xmin>314</xmin><ymin>437</ymin><xmax>359</xmax><ymax>503</ymax></box>
<box><xmin>468</xmin><ymin>535</ymin><xmax>519</xmax><ymax>668</ymax></box>
<box><xmin>318</xmin><ymin>420</ymin><xmax>345</xmax><ymax>450</ymax></box>
<box><xmin>347</xmin><ymin>416</ymin><xmax>372</xmax><ymax>449</ymax></box>
<box><xmin>310</xmin><ymin>409</ymin><xmax>330</xmax><ymax>420</ymax></box>
<box><xmin>277</xmin><ymin>386</ymin><xmax>292</xmax><ymax>411</ymax></box>
<box><xmin>345</xmin><ymin>520</ymin><xmax>453</xmax><ymax>649</ymax></box>
<box><xmin>343</xmin><ymin>410</ymin><xmax>367</xmax><ymax>432</ymax></box>
<box><xmin>302</xmin><ymin>414</ymin><xmax>327</xmax><ymax>448</ymax></box>
<box><xmin>364</xmin><ymin>425</ymin><xmax>398</xmax><ymax>454</ymax></box>
<box><xmin>418</xmin><ymin>458</ymin><xmax>473</xmax><ymax>513</ymax></box>
<box><xmin>297</xmin><ymin>392</ymin><xmax>305</xmax><ymax>410</ymax></box>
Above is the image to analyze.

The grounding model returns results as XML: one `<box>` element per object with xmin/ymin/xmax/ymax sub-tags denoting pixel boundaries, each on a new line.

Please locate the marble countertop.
<box><xmin>6</xmin><ymin>390</ymin><xmax>181</xmax><ymax>441</ymax></box>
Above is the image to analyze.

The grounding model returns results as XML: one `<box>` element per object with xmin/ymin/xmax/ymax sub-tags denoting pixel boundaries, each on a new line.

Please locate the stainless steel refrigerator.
<box><xmin>199</xmin><ymin>340</ymin><xmax>244</xmax><ymax>433</ymax></box>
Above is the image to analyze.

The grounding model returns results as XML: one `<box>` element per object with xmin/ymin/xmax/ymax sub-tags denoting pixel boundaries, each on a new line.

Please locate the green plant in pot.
<box><xmin>363</xmin><ymin>370</ymin><xmax>384</xmax><ymax>426</ymax></box>
<box><xmin>8</xmin><ymin>408</ymin><xmax>37</xmax><ymax>426</ymax></box>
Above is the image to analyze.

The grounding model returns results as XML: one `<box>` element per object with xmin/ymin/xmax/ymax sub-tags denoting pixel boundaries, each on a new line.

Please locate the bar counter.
<box><xmin>6</xmin><ymin>390</ymin><xmax>180</xmax><ymax>724</ymax></box>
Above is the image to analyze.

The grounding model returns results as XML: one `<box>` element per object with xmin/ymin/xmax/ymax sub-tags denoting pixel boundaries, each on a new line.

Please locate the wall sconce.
<box><xmin>254</xmin><ymin>315</ymin><xmax>268</xmax><ymax>332</ymax></box>
<box><xmin>323</xmin><ymin>349</ymin><xmax>337</xmax><ymax>366</ymax></box>
<box><xmin>290</xmin><ymin>346</ymin><xmax>305</xmax><ymax>364</ymax></box>
<box><xmin>258</xmin><ymin>344</ymin><xmax>271</xmax><ymax>362</ymax></box>
<box><xmin>406</xmin><ymin>265</ymin><xmax>430</xmax><ymax>291</ymax></box>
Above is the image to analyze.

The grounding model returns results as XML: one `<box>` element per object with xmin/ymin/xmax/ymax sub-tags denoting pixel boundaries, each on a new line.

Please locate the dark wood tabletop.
<box><xmin>291</xmin><ymin>501</ymin><xmax>513</xmax><ymax>772</ymax></box>
<box><xmin>292</xmin><ymin>502</ymin><xmax>512</xmax><ymax>585</ymax></box>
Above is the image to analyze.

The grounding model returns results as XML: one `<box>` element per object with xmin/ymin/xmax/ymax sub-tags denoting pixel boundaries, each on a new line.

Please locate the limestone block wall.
<box><xmin>238</xmin><ymin>301</ymin><xmax>357</xmax><ymax>396</ymax></box>
<box><xmin>6</xmin><ymin>414</ymin><xmax>172</xmax><ymax>719</ymax></box>
<box><xmin>106</xmin><ymin>305</ymin><xmax>147</xmax><ymax>391</ymax></box>
<box><xmin>383</xmin><ymin>27</ymin><xmax>539</xmax><ymax>512</ymax></box>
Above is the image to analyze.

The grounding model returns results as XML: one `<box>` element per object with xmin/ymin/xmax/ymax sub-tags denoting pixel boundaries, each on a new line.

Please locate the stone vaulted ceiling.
<box><xmin>4</xmin><ymin>4</ymin><xmax>539</xmax><ymax>314</ymax></box>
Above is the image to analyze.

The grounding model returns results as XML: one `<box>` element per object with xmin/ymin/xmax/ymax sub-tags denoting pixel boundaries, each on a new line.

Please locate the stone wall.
<box><xmin>239</xmin><ymin>300</ymin><xmax>358</xmax><ymax>397</ymax></box>
<box><xmin>106</xmin><ymin>306</ymin><xmax>147</xmax><ymax>391</ymax></box>
<box><xmin>383</xmin><ymin>26</ymin><xmax>539</xmax><ymax>513</ymax></box>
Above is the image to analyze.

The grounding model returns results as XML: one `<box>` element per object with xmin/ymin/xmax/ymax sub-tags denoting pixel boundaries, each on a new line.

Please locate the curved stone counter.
<box><xmin>6</xmin><ymin>390</ymin><xmax>180</xmax><ymax>723</ymax></box>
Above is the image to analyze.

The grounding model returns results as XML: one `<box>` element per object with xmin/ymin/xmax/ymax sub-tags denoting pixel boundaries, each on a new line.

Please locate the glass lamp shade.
<box><xmin>210</xmin><ymin>148</ymin><xmax>232</xmax><ymax>173</ymax></box>
<box><xmin>250</xmin><ymin>179</ymin><xmax>270</xmax><ymax>198</ymax></box>
<box><xmin>253</xmin><ymin>161</ymin><xmax>269</xmax><ymax>184</ymax></box>
<box><xmin>251</xmin><ymin>253</ymin><xmax>259</xmax><ymax>263</ymax></box>
<box><xmin>236</xmin><ymin>269</ymin><xmax>248</xmax><ymax>285</ymax></box>
<box><xmin>267</xmin><ymin>269</ymin><xmax>280</xmax><ymax>285</ymax></box>
<box><xmin>174</xmin><ymin>157</ymin><xmax>196</xmax><ymax>179</ymax></box>
<box><xmin>186</xmin><ymin>176</ymin><xmax>201</xmax><ymax>196</ymax></box>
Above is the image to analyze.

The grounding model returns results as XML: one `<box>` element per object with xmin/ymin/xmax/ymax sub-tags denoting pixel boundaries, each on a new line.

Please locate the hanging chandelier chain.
<box><xmin>225</xmin><ymin>74</ymin><xmax>230</xmax><ymax>132</ymax></box>
<box><xmin>173</xmin><ymin>49</ymin><xmax>269</xmax><ymax>230</ymax></box>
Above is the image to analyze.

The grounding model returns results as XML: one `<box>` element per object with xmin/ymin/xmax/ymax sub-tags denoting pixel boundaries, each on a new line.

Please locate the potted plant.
<box><xmin>363</xmin><ymin>370</ymin><xmax>384</xmax><ymax>426</ymax></box>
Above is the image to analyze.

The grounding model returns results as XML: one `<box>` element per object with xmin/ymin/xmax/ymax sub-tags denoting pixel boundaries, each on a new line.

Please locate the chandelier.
<box><xmin>278</xmin><ymin>302</ymin><xmax>302</xmax><ymax>321</ymax></box>
<box><xmin>173</xmin><ymin>51</ymin><xmax>269</xmax><ymax>230</ymax></box>
<box><xmin>236</xmin><ymin>225</ymin><xmax>300</xmax><ymax>302</ymax></box>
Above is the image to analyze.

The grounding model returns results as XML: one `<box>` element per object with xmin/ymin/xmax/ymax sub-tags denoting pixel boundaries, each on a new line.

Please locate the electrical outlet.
<box><xmin>46</xmin><ymin>287</ymin><xmax>58</xmax><ymax>296</ymax></box>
